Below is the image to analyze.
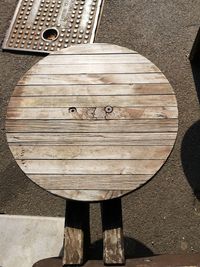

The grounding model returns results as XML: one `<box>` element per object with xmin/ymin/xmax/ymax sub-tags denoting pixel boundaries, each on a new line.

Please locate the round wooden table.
<box><xmin>6</xmin><ymin>43</ymin><xmax>178</xmax><ymax>266</ymax></box>
<box><xmin>6</xmin><ymin>43</ymin><xmax>178</xmax><ymax>202</ymax></box>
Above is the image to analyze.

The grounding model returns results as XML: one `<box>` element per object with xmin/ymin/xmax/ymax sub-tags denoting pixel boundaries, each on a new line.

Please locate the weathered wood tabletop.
<box><xmin>6</xmin><ymin>43</ymin><xmax>178</xmax><ymax>202</ymax></box>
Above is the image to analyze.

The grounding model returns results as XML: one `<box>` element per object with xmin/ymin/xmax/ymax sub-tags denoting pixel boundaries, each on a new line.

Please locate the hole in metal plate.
<box><xmin>42</xmin><ymin>28</ymin><xmax>59</xmax><ymax>42</ymax></box>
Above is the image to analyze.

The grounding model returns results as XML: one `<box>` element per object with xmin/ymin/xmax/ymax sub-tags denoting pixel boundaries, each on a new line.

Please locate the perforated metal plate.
<box><xmin>3</xmin><ymin>0</ymin><xmax>104</xmax><ymax>53</ymax></box>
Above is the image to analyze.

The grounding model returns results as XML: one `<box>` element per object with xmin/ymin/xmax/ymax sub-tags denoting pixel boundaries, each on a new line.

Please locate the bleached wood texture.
<box><xmin>28</xmin><ymin>63</ymin><xmax>160</xmax><ymax>75</ymax></box>
<box><xmin>10</xmin><ymin>146</ymin><xmax>172</xmax><ymax>159</ymax></box>
<box><xmin>6</xmin><ymin>119</ymin><xmax>178</xmax><ymax>133</ymax></box>
<box><xmin>12</xmin><ymin>84</ymin><xmax>174</xmax><ymax>96</ymax></box>
<box><xmin>18</xmin><ymin>73</ymin><xmax>167</xmax><ymax>85</ymax></box>
<box><xmin>28</xmin><ymin>175</ymin><xmax>150</xmax><ymax>190</ymax></box>
<box><xmin>6</xmin><ymin>43</ymin><xmax>178</xmax><ymax>201</ymax></box>
<box><xmin>38</xmin><ymin>54</ymin><xmax>150</xmax><ymax>64</ymax></box>
<box><xmin>8</xmin><ymin>95</ymin><xmax>177</xmax><ymax>108</ymax></box>
<box><xmin>63</xmin><ymin>201</ymin><xmax>90</xmax><ymax>265</ymax></box>
<box><xmin>101</xmin><ymin>199</ymin><xmax>125</xmax><ymax>265</ymax></box>
<box><xmin>7</xmin><ymin>132</ymin><xmax>177</xmax><ymax>145</ymax></box>
<box><xmin>52</xmin><ymin>43</ymin><xmax>134</xmax><ymax>54</ymax></box>
<box><xmin>7</xmin><ymin>107</ymin><xmax>178</xmax><ymax>120</ymax></box>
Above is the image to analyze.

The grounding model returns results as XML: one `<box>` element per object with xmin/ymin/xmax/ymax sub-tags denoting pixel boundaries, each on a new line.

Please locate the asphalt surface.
<box><xmin>1</xmin><ymin>0</ymin><xmax>200</xmax><ymax>259</ymax></box>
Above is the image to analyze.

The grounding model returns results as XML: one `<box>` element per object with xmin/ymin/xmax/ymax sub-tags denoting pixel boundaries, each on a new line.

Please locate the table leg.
<box><xmin>63</xmin><ymin>200</ymin><xmax>90</xmax><ymax>266</ymax></box>
<box><xmin>101</xmin><ymin>198</ymin><xmax>125</xmax><ymax>265</ymax></box>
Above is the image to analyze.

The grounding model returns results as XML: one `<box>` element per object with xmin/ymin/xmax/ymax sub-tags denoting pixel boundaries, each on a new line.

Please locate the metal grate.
<box><xmin>2</xmin><ymin>0</ymin><xmax>104</xmax><ymax>53</ymax></box>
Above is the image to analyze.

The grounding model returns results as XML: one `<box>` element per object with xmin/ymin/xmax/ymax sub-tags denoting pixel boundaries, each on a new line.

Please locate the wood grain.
<box><xmin>6</xmin><ymin>119</ymin><xmax>178</xmax><ymax>133</ymax></box>
<box><xmin>16</xmin><ymin>159</ymin><xmax>165</xmax><ymax>175</ymax></box>
<box><xmin>28</xmin><ymin>174</ymin><xmax>150</xmax><ymax>190</ymax></box>
<box><xmin>28</xmin><ymin>63</ymin><xmax>160</xmax><ymax>75</ymax></box>
<box><xmin>8</xmin><ymin>95</ymin><xmax>177</xmax><ymax>108</ymax></box>
<box><xmin>63</xmin><ymin>201</ymin><xmax>90</xmax><ymax>265</ymax></box>
<box><xmin>52</xmin><ymin>43</ymin><xmax>134</xmax><ymax>54</ymax></box>
<box><xmin>50</xmin><ymin>190</ymin><xmax>128</xmax><ymax>202</ymax></box>
<box><xmin>7</xmin><ymin>107</ymin><xmax>178</xmax><ymax>120</ymax></box>
<box><xmin>101</xmin><ymin>199</ymin><xmax>125</xmax><ymax>265</ymax></box>
<box><xmin>6</xmin><ymin>43</ymin><xmax>178</xmax><ymax>201</ymax></box>
<box><xmin>7</xmin><ymin>132</ymin><xmax>177</xmax><ymax>146</ymax></box>
<box><xmin>13</xmin><ymin>84</ymin><xmax>174</xmax><ymax>96</ymax></box>
<box><xmin>10</xmin><ymin>145</ymin><xmax>172</xmax><ymax>159</ymax></box>
<box><xmin>38</xmin><ymin>54</ymin><xmax>149</xmax><ymax>64</ymax></box>
<box><xmin>19</xmin><ymin>73</ymin><xmax>167</xmax><ymax>85</ymax></box>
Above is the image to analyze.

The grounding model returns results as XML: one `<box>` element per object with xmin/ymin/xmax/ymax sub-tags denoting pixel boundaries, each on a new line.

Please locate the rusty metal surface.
<box><xmin>2</xmin><ymin>0</ymin><xmax>104</xmax><ymax>53</ymax></box>
<box><xmin>33</xmin><ymin>254</ymin><xmax>200</xmax><ymax>267</ymax></box>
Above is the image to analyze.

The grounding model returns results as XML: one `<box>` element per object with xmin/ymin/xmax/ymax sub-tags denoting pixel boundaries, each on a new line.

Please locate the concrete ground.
<box><xmin>0</xmin><ymin>215</ymin><xmax>65</xmax><ymax>267</ymax></box>
<box><xmin>1</xmin><ymin>0</ymin><xmax>200</xmax><ymax>259</ymax></box>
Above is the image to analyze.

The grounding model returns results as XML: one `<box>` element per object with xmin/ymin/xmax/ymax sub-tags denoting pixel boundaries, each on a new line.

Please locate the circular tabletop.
<box><xmin>6</xmin><ymin>43</ymin><xmax>178</xmax><ymax>202</ymax></box>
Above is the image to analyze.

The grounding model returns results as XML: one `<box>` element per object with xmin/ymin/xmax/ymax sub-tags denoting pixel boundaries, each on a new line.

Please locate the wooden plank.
<box><xmin>39</xmin><ymin>54</ymin><xmax>149</xmax><ymax>64</ymax></box>
<box><xmin>52</xmin><ymin>43</ymin><xmax>136</xmax><ymax>54</ymax></box>
<box><xmin>63</xmin><ymin>201</ymin><xmax>90</xmax><ymax>265</ymax></box>
<box><xmin>10</xmin><ymin>145</ymin><xmax>172</xmax><ymax>160</ymax></box>
<box><xmin>29</xmin><ymin>174</ymin><xmax>150</xmax><ymax>190</ymax></box>
<box><xmin>7</xmin><ymin>132</ymin><xmax>177</xmax><ymax>146</ymax></box>
<box><xmin>6</xmin><ymin>119</ymin><xmax>178</xmax><ymax>133</ymax></box>
<box><xmin>50</xmin><ymin>190</ymin><xmax>128</xmax><ymax>202</ymax></box>
<box><xmin>7</xmin><ymin>106</ymin><xmax>178</xmax><ymax>120</ymax></box>
<box><xmin>101</xmin><ymin>199</ymin><xmax>125</xmax><ymax>265</ymax></box>
<box><xmin>16</xmin><ymin>159</ymin><xmax>165</xmax><ymax>175</ymax></box>
<box><xmin>28</xmin><ymin>63</ymin><xmax>160</xmax><ymax>75</ymax></box>
<box><xmin>8</xmin><ymin>95</ymin><xmax>177</xmax><ymax>108</ymax></box>
<box><xmin>13</xmin><ymin>84</ymin><xmax>174</xmax><ymax>96</ymax></box>
<box><xmin>19</xmin><ymin>73</ymin><xmax>166</xmax><ymax>85</ymax></box>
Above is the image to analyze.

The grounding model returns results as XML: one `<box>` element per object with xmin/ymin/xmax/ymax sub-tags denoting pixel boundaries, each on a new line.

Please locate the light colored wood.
<box><xmin>19</xmin><ymin>73</ymin><xmax>166</xmax><ymax>85</ymax></box>
<box><xmin>49</xmin><ymin>190</ymin><xmax>129</xmax><ymax>202</ymax></box>
<box><xmin>52</xmin><ymin>43</ymin><xmax>136</xmax><ymax>54</ymax></box>
<box><xmin>6</xmin><ymin>119</ymin><xmax>178</xmax><ymax>133</ymax></box>
<box><xmin>38</xmin><ymin>54</ymin><xmax>149</xmax><ymax>64</ymax></box>
<box><xmin>10</xmin><ymin>145</ymin><xmax>172</xmax><ymax>159</ymax></box>
<box><xmin>8</xmin><ymin>95</ymin><xmax>177</xmax><ymax>108</ymax></box>
<box><xmin>63</xmin><ymin>227</ymin><xmax>84</xmax><ymax>265</ymax></box>
<box><xmin>13</xmin><ymin>84</ymin><xmax>174</xmax><ymax>96</ymax></box>
<box><xmin>28</xmin><ymin>63</ymin><xmax>160</xmax><ymax>75</ymax></box>
<box><xmin>6</xmin><ymin>43</ymin><xmax>178</xmax><ymax>201</ymax></box>
<box><xmin>16</xmin><ymin>159</ymin><xmax>165</xmax><ymax>175</ymax></box>
<box><xmin>103</xmin><ymin>228</ymin><xmax>125</xmax><ymax>264</ymax></box>
<box><xmin>7</xmin><ymin>107</ymin><xmax>178</xmax><ymax>120</ymax></box>
<box><xmin>28</xmin><ymin>174</ymin><xmax>150</xmax><ymax>190</ymax></box>
<box><xmin>7</xmin><ymin>132</ymin><xmax>177</xmax><ymax>146</ymax></box>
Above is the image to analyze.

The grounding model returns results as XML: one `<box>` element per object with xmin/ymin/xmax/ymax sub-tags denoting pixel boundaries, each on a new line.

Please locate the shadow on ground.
<box><xmin>89</xmin><ymin>237</ymin><xmax>154</xmax><ymax>260</ymax></box>
<box><xmin>191</xmin><ymin>60</ymin><xmax>200</xmax><ymax>104</ymax></box>
<box><xmin>59</xmin><ymin>237</ymin><xmax>154</xmax><ymax>260</ymax></box>
<box><xmin>181</xmin><ymin>48</ymin><xmax>200</xmax><ymax>199</ymax></box>
<box><xmin>181</xmin><ymin>120</ymin><xmax>200</xmax><ymax>198</ymax></box>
